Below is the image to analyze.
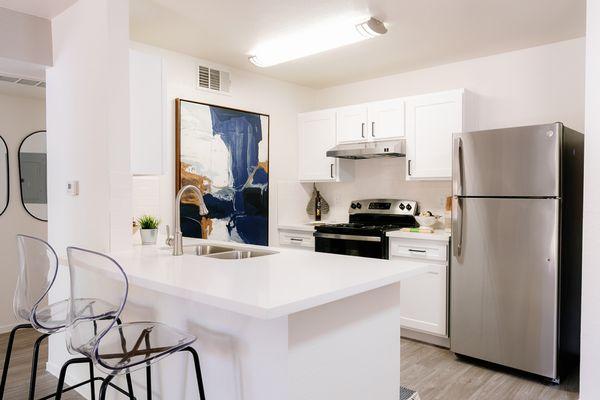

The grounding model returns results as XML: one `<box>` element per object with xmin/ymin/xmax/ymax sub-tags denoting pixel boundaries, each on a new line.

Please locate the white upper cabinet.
<box><xmin>130</xmin><ymin>49</ymin><xmax>164</xmax><ymax>175</ymax></box>
<box><xmin>298</xmin><ymin>110</ymin><xmax>353</xmax><ymax>182</ymax></box>
<box><xmin>336</xmin><ymin>100</ymin><xmax>405</xmax><ymax>143</ymax></box>
<box><xmin>368</xmin><ymin>98</ymin><xmax>405</xmax><ymax>140</ymax></box>
<box><xmin>405</xmin><ymin>89</ymin><xmax>464</xmax><ymax>180</ymax></box>
<box><xmin>336</xmin><ymin>105</ymin><xmax>369</xmax><ymax>143</ymax></box>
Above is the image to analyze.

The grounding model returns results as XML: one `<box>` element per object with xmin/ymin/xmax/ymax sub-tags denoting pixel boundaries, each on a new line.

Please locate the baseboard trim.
<box><xmin>0</xmin><ymin>322</ymin><xmax>22</xmax><ymax>334</ymax></box>
<box><xmin>402</xmin><ymin>328</ymin><xmax>450</xmax><ymax>348</ymax></box>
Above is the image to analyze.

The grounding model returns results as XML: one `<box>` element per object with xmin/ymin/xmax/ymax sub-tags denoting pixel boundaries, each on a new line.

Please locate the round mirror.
<box><xmin>0</xmin><ymin>136</ymin><xmax>8</xmax><ymax>216</ymax></box>
<box><xmin>19</xmin><ymin>130</ymin><xmax>47</xmax><ymax>221</ymax></box>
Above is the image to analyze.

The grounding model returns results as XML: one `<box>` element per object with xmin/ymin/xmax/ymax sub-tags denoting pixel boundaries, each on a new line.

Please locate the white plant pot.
<box><xmin>140</xmin><ymin>228</ymin><xmax>158</xmax><ymax>245</ymax></box>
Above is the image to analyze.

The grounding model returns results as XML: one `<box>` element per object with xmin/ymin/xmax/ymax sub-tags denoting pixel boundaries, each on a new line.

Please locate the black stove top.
<box><xmin>315</xmin><ymin>221</ymin><xmax>415</xmax><ymax>236</ymax></box>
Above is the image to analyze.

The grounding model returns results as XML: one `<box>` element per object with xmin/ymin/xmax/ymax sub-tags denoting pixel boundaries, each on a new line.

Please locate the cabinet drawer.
<box><xmin>389</xmin><ymin>240</ymin><xmax>447</xmax><ymax>262</ymax></box>
<box><xmin>279</xmin><ymin>231</ymin><xmax>315</xmax><ymax>248</ymax></box>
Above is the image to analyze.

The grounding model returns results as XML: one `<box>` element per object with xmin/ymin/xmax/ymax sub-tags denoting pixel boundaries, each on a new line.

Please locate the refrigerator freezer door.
<box><xmin>450</xmin><ymin>198</ymin><xmax>559</xmax><ymax>379</ymax></box>
<box><xmin>453</xmin><ymin>123</ymin><xmax>561</xmax><ymax>197</ymax></box>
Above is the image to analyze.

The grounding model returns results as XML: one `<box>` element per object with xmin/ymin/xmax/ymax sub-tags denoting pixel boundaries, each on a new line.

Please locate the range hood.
<box><xmin>326</xmin><ymin>139</ymin><xmax>406</xmax><ymax>159</ymax></box>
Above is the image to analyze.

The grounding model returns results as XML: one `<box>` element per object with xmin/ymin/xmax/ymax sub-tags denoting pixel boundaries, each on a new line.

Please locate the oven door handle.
<box><xmin>313</xmin><ymin>232</ymin><xmax>382</xmax><ymax>242</ymax></box>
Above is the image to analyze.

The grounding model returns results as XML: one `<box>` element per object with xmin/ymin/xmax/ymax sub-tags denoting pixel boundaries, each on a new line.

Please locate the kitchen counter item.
<box><xmin>415</xmin><ymin>215</ymin><xmax>438</xmax><ymax>227</ymax></box>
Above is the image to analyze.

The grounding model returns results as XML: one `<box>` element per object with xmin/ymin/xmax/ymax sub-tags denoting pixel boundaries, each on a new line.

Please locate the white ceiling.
<box><xmin>0</xmin><ymin>0</ymin><xmax>76</xmax><ymax>18</ymax></box>
<box><xmin>130</xmin><ymin>0</ymin><xmax>586</xmax><ymax>88</ymax></box>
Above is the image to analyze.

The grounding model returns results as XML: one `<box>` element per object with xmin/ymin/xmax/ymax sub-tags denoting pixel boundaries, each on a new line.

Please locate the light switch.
<box><xmin>67</xmin><ymin>181</ymin><xmax>79</xmax><ymax>196</ymax></box>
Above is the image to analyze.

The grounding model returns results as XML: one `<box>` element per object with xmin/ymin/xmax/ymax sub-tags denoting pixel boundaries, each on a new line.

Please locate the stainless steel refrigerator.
<box><xmin>450</xmin><ymin>123</ymin><xmax>583</xmax><ymax>382</ymax></box>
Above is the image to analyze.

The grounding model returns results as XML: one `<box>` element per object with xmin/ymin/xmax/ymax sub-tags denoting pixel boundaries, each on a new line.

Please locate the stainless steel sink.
<box><xmin>182</xmin><ymin>244</ymin><xmax>234</xmax><ymax>256</ymax></box>
<box><xmin>205</xmin><ymin>249</ymin><xmax>278</xmax><ymax>259</ymax></box>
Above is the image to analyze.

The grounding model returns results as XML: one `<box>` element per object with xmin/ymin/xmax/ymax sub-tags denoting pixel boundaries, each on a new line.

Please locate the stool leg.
<box><xmin>0</xmin><ymin>323</ymin><xmax>32</xmax><ymax>400</ymax></box>
<box><xmin>146</xmin><ymin>365</ymin><xmax>152</xmax><ymax>400</ymax></box>
<box><xmin>55</xmin><ymin>357</ymin><xmax>91</xmax><ymax>400</ymax></box>
<box><xmin>99</xmin><ymin>374</ymin><xmax>115</xmax><ymax>400</ymax></box>
<box><xmin>182</xmin><ymin>347</ymin><xmax>206</xmax><ymax>400</ymax></box>
<box><xmin>28</xmin><ymin>333</ymin><xmax>49</xmax><ymax>400</ymax></box>
<box><xmin>88</xmin><ymin>360</ymin><xmax>96</xmax><ymax>400</ymax></box>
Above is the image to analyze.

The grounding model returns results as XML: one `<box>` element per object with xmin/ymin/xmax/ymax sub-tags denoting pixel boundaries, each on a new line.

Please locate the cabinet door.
<box><xmin>336</xmin><ymin>105</ymin><xmax>368</xmax><ymax>143</ymax></box>
<box><xmin>368</xmin><ymin>99</ymin><xmax>405</xmax><ymax>140</ymax></box>
<box><xmin>405</xmin><ymin>90</ymin><xmax>463</xmax><ymax>180</ymax></box>
<box><xmin>399</xmin><ymin>263</ymin><xmax>447</xmax><ymax>336</ymax></box>
<box><xmin>298</xmin><ymin>110</ymin><xmax>338</xmax><ymax>181</ymax></box>
<box><xmin>130</xmin><ymin>49</ymin><xmax>164</xmax><ymax>175</ymax></box>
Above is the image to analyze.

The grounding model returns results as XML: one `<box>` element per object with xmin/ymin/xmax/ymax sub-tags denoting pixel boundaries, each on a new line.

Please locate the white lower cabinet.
<box><xmin>388</xmin><ymin>235</ymin><xmax>449</xmax><ymax>344</ymax></box>
<box><xmin>278</xmin><ymin>228</ymin><xmax>315</xmax><ymax>250</ymax></box>
<box><xmin>399</xmin><ymin>262</ymin><xmax>447</xmax><ymax>335</ymax></box>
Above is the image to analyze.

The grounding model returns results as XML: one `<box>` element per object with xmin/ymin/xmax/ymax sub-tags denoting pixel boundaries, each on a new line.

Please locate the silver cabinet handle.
<box><xmin>408</xmin><ymin>249</ymin><xmax>426</xmax><ymax>253</ymax></box>
<box><xmin>330</xmin><ymin>163</ymin><xmax>334</xmax><ymax>179</ymax></box>
<box><xmin>290</xmin><ymin>238</ymin><xmax>304</xmax><ymax>242</ymax></box>
<box><xmin>452</xmin><ymin>197</ymin><xmax>463</xmax><ymax>256</ymax></box>
<box><xmin>361</xmin><ymin>122</ymin><xmax>365</xmax><ymax>138</ymax></box>
<box><xmin>371</xmin><ymin>121</ymin><xmax>375</xmax><ymax>137</ymax></box>
<box><xmin>408</xmin><ymin>160</ymin><xmax>412</xmax><ymax>176</ymax></box>
<box><xmin>453</xmin><ymin>137</ymin><xmax>463</xmax><ymax>196</ymax></box>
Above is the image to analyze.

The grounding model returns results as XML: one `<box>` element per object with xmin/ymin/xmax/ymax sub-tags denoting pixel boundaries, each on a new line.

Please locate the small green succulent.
<box><xmin>137</xmin><ymin>215</ymin><xmax>161</xmax><ymax>230</ymax></box>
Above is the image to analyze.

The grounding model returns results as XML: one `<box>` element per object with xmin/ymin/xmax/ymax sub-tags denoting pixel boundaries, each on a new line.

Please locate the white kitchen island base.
<box><xmin>47</xmin><ymin>242</ymin><xmax>421</xmax><ymax>400</ymax></box>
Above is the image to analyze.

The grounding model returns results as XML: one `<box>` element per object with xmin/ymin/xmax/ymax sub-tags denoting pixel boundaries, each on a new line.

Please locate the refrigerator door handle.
<box><xmin>452</xmin><ymin>196</ymin><xmax>463</xmax><ymax>256</ymax></box>
<box><xmin>453</xmin><ymin>137</ymin><xmax>463</xmax><ymax>196</ymax></box>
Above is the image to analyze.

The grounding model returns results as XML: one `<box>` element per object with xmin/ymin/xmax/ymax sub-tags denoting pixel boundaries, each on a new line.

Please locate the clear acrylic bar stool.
<box><xmin>62</xmin><ymin>246</ymin><xmax>206</xmax><ymax>400</ymax></box>
<box><xmin>0</xmin><ymin>235</ymin><xmax>134</xmax><ymax>400</ymax></box>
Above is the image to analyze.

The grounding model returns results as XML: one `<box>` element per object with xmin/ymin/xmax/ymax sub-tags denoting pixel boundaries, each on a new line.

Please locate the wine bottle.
<box><xmin>315</xmin><ymin>190</ymin><xmax>322</xmax><ymax>221</ymax></box>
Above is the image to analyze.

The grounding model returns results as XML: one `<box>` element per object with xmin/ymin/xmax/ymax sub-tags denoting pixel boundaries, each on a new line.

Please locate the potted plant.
<box><xmin>138</xmin><ymin>215</ymin><xmax>160</xmax><ymax>245</ymax></box>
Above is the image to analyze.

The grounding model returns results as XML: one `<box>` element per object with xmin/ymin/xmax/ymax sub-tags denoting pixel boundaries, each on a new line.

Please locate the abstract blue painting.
<box><xmin>176</xmin><ymin>99</ymin><xmax>269</xmax><ymax>245</ymax></box>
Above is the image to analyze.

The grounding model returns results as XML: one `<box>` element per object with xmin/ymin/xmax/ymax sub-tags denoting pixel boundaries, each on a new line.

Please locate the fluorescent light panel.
<box><xmin>249</xmin><ymin>17</ymin><xmax>387</xmax><ymax>67</ymax></box>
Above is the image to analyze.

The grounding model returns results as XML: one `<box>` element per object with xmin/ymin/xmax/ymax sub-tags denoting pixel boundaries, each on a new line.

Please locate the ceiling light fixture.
<box><xmin>248</xmin><ymin>17</ymin><xmax>387</xmax><ymax>68</ymax></box>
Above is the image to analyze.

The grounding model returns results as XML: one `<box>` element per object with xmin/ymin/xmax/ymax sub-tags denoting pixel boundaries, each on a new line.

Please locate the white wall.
<box><xmin>129</xmin><ymin>42</ymin><xmax>315</xmax><ymax>245</ymax></box>
<box><xmin>580</xmin><ymin>2</ymin><xmax>600</xmax><ymax>398</ymax></box>
<box><xmin>0</xmin><ymin>92</ymin><xmax>46</xmax><ymax>332</ymax></box>
<box><xmin>46</xmin><ymin>0</ymin><xmax>131</xmax><ymax>254</ymax></box>
<box><xmin>303</xmin><ymin>38</ymin><xmax>585</xmax><ymax>220</ymax></box>
<box><xmin>0</xmin><ymin>7</ymin><xmax>52</xmax><ymax>66</ymax></box>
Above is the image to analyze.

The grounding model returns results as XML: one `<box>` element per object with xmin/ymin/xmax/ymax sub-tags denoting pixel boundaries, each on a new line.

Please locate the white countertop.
<box><xmin>386</xmin><ymin>229</ymin><xmax>451</xmax><ymax>241</ymax></box>
<box><xmin>63</xmin><ymin>239</ymin><xmax>427</xmax><ymax>320</ymax></box>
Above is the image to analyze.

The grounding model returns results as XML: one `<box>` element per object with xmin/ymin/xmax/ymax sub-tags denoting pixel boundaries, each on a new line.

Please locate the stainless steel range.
<box><xmin>314</xmin><ymin>199</ymin><xmax>418</xmax><ymax>259</ymax></box>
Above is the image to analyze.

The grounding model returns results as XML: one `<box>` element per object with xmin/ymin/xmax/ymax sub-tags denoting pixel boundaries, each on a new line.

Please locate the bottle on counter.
<box><xmin>315</xmin><ymin>189</ymin><xmax>322</xmax><ymax>221</ymax></box>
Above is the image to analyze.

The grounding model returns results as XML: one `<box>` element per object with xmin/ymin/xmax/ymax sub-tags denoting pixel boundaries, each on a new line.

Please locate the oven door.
<box><xmin>314</xmin><ymin>232</ymin><xmax>387</xmax><ymax>259</ymax></box>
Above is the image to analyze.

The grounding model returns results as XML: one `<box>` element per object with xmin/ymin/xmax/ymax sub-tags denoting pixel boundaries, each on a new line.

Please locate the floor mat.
<box><xmin>400</xmin><ymin>385</ymin><xmax>420</xmax><ymax>400</ymax></box>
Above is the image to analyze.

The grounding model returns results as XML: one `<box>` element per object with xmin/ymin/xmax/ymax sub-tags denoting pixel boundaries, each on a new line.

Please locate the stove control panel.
<box><xmin>349</xmin><ymin>199</ymin><xmax>418</xmax><ymax>215</ymax></box>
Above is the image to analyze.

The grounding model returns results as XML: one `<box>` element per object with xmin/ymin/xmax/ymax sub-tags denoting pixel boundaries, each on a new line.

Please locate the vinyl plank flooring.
<box><xmin>401</xmin><ymin>338</ymin><xmax>579</xmax><ymax>400</ymax></box>
<box><xmin>0</xmin><ymin>328</ymin><xmax>84</xmax><ymax>400</ymax></box>
<box><xmin>0</xmin><ymin>331</ymin><xmax>579</xmax><ymax>400</ymax></box>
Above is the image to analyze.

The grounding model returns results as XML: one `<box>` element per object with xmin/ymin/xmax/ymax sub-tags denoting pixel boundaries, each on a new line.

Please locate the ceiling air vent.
<box><xmin>0</xmin><ymin>73</ymin><xmax>45</xmax><ymax>88</ymax></box>
<box><xmin>197</xmin><ymin>65</ymin><xmax>231</xmax><ymax>94</ymax></box>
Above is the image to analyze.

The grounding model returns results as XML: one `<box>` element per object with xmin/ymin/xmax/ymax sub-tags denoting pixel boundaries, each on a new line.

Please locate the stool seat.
<box><xmin>81</xmin><ymin>322</ymin><xmax>197</xmax><ymax>373</ymax></box>
<box><xmin>33</xmin><ymin>298</ymin><xmax>117</xmax><ymax>333</ymax></box>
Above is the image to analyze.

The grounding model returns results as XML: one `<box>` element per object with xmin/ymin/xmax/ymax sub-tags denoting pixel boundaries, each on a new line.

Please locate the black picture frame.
<box><xmin>18</xmin><ymin>130</ymin><xmax>47</xmax><ymax>222</ymax></box>
<box><xmin>0</xmin><ymin>135</ymin><xmax>9</xmax><ymax>216</ymax></box>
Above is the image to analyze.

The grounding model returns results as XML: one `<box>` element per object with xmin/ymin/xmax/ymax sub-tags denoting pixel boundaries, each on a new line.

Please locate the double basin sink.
<box><xmin>183</xmin><ymin>244</ymin><xmax>278</xmax><ymax>260</ymax></box>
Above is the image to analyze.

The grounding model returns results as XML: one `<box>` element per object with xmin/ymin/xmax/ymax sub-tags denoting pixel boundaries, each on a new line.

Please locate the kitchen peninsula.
<box><xmin>48</xmin><ymin>239</ymin><xmax>426</xmax><ymax>400</ymax></box>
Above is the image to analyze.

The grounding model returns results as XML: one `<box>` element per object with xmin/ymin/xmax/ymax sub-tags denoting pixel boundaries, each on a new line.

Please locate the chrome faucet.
<box><xmin>167</xmin><ymin>185</ymin><xmax>209</xmax><ymax>256</ymax></box>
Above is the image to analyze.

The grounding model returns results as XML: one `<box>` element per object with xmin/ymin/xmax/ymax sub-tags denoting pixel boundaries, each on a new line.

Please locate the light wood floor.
<box><xmin>0</xmin><ymin>328</ymin><xmax>83</xmax><ymax>400</ymax></box>
<box><xmin>0</xmin><ymin>331</ymin><xmax>579</xmax><ymax>400</ymax></box>
<box><xmin>401</xmin><ymin>338</ymin><xmax>579</xmax><ymax>400</ymax></box>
